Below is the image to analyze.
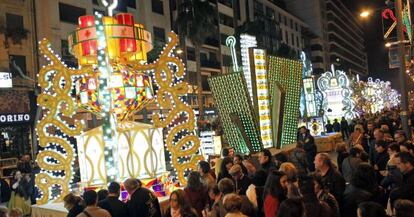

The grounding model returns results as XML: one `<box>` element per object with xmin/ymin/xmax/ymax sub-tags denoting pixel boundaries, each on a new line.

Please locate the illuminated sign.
<box><xmin>252</xmin><ymin>49</ymin><xmax>273</xmax><ymax>148</ymax></box>
<box><xmin>0</xmin><ymin>72</ymin><xmax>12</xmax><ymax>88</ymax></box>
<box><xmin>240</xmin><ymin>34</ymin><xmax>257</xmax><ymax>102</ymax></box>
<box><xmin>0</xmin><ymin>113</ymin><xmax>31</xmax><ymax>124</ymax></box>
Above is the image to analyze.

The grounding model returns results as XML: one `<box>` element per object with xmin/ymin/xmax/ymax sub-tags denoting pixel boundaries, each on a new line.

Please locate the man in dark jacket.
<box><xmin>325</xmin><ymin>120</ymin><xmax>334</xmax><ymax>133</ymax></box>
<box><xmin>124</xmin><ymin>178</ymin><xmax>161</xmax><ymax>217</ymax></box>
<box><xmin>258</xmin><ymin>149</ymin><xmax>276</xmax><ymax>175</ymax></box>
<box><xmin>298</xmin><ymin>126</ymin><xmax>317</xmax><ymax>171</ymax></box>
<box><xmin>340</xmin><ymin>117</ymin><xmax>349</xmax><ymax>140</ymax></box>
<box><xmin>288</xmin><ymin>142</ymin><xmax>309</xmax><ymax>175</ymax></box>
<box><xmin>0</xmin><ymin>178</ymin><xmax>11</xmax><ymax>206</ymax></box>
<box><xmin>374</xmin><ymin>140</ymin><xmax>390</xmax><ymax>183</ymax></box>
<box><xmin>314</xmin><ymin>153</ymin><xmax>346</xmax><ymax>205</ymax></box>
<box><xmin>299</xmin><ymin>176</ymin><xmax>333</xmax><ymax>217</ymax></box>
<box><xmin>333</xmin><ymin>119</ymin><xmax>341</xmax><ymax>132</ymax></box>
<box><xmin>98</xmin><ymin>182</ymin><xmax>128</xmax><ymax>217</ymax></box>
<box><xmin>229</xmin><ymin>164</ymin><xmax>251</xmax><ymax>195</ymax></box>
<box><xmin>390</xmin><ymin>152</ymin><xmax>414</xmax><ymax>206</ymax></box>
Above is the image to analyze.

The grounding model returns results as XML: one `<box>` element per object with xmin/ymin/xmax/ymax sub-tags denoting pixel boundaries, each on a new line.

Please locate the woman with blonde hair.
<box><xmin>279</xmin><ymin>162</ymin><xmax>298</xmax><ymax>183</ymax></box>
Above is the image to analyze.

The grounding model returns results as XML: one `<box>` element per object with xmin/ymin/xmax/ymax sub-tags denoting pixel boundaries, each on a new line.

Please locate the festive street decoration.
<box><xmin>35</xmin><ymin>5</ymin><xmax>201</xmax><ymax>203</ymax></box>
<box><xmin>300</xmin><ymin>52</ymin><xmax>317</xmax><ymax>117</ymax></box>
<box><xmin>317</xmin><ymin>65</ymin><xmax>355</xmax><ymax>122</ymax></box>
<box><xmin>268</xmin><ymin>56</ymin><xmax>302</xmax><ymax>146</ymax></box>
<box><xmin>240</xmin><ymin>34</ymin><xmax>257</xmax><ymax>102</ymax></box>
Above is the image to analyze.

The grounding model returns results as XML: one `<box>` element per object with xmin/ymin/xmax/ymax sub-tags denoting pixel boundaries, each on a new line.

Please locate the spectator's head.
<box><xmin>242</xmin><ymin>159</ymin><xmax>256</xmax><ymax>175</ymax></box>
<box><xmin>314</xmin><ymin>153</ymin><xmax>335</xmax><ymax>171</ymax></box>
<box><xmin>123</xmin><ymin>178</ymin><xmax>141</xmax><ymax>195</ymax></box>
<box><xmin>97</xmin><ymin>189</ymin><xmax>108</xmax><ymax>202</ymax></box>
<box><xmin>336</xmin><ymin>142</ymin><xmax>347</xmax><ymax>153</ymax></box>
<box><xmin>223</xmin><ymin>193</ymin><xmax>243</xmax><ymax>214</ymax></box>
<box><xmin>299</xmin><ymin>126</ymin><xmax>307</xmax><ymax>134</ymax></box>
<box><xmin>400</xmin><ymin>143</ymin><xmax>410</xmax><ymax>153</ymax></box>
<box><xmin>221</xmin><ymin>148</ymin><xmax>230</xmax><ymax>157</ymax></box>
<box><xmin>394</xmin><ymin>131</ymin><xmax>407</xmax><ymax>143</ymax></box>
<box><xmin>298</xmin><ymin>175</ymin><xmax>315</xmax><ymax>196</ymax></box>
<box><xmin>63</xmin><ymin>193</ymin><xmax>82</xmax><ymax>211</ymax></box>
<box><xmin>367</xmin><ymin>122</ymin><xmax>375</xmax><ymax>131</ymax></box>
<box><xmin>277</xmin><ymin>199</ymin><xmax>305</xmax><ymax>217</ymax></box>
<box><xmin>274</xmin><ymin>152</ymin><xmax>288</xmax><ymax>167</ymax></box>
<box><xmin>354</xmin><ymin>124</ymin><xmax>364</xmax><ymax>134</ymax></box>
<box><xmin>311</xmin><ymin>172</ymin><xmax>326</xmax><ymax>194</ymax></box>
<box><xmin>374</xmin><ymin>129</ymin><xmax>384</xmax><ymax>141</ymax></box>
<box><xmin>169</xmin><ymin>189</ymin><xmax>192</xmax><ymax>214</ymax></box>
<box><xmin>375</xmin><ymin>140</ymin><xmax>388</xmax><ymax>154</ymax></box>
<box><xmin>342</xmin><ymin>117</ymin><xmax>346</xmax><ymax>120</ymax></box>
<box><xmin>357</xmin><ymin>201</ymin><xmax>387</xmax><ymax>217</ymax></box>
<box><xmin>229</xmin><ymin>164</ymin><xmax>243</xmax><ymax>180</ymax></box>
<box><xmin>8</xmin><ymin>208</ymin><xmax>22</xmax><ymax>217</ymax></box>
<box><xmin>218</xmin><ymin>178</ymin><xmax>235</xmax><ymax>195</ymax></box>
<box><xmin>220</xmin><ymin>157</ymin><xmax>234</xmax><ymax>176</ymax></box>
<box><xmin>279</xmin><ymin>162</ymin><xmax>297</xmax><ymax>182</ymax></box>
<box><xmin>264</xmin><ymin>171</ymin><xmax>288</xmax><ymax>200</ymax></box>
<box><xmin>108</xmin><ymin>182</ymin><xmax>121</xmax><ymax>197</ymax></box>
<box><xmin>197</xmin><ymin>160</ymin><xmax>211</xmax><ymax>176</ymax></box>
<box><xmin>233</xmin><ymin>154</ymin><xmax>243</xmax><ymax>165</ymax></box>
<box><xmin>83</xmin><ymin>190</ymin><xmax>98</xmax><ymax>207</ymax></box>
<box><xmin>252</xmin><ymin>169</ymin><xmax>268</xmax><ymax>187</ymax></box>
<box><xmin>351</xmin><ymin>163</ymin><xmax>377</xmax><ymax>193</ymax></box>
<box><xmin>394</xmin><ymin>199</ymin><xmax>414</xmax><ymax>217</ymax></box>
<box><xmin>295</xmin><ymin>142</ymin><xmax>304</xmax><ymax>149</ymax></box>
<box><xmin>208</xmin><ymin>184</ymin><xmax>220</xmax><ymax>200</ymax></box>
<box><xmin>259</xmin><ymin>149</ymin><xmax>273</xmax><ymax>165</ymax></box>
<box><xmin>0</xmin><ymin>207</ymin><xmax>8</xmax><ymax>217</ymax></box>
<box><xmin>334</xmin><ymin>119</ymin><xmax>338</xmax><ymax>122</ymax></box>
<box><xmin>22</xmin><ymin>155</ymin><xmax>30</xmax><ymax>162</ymax></box>
<box><xmin>395</xmin><ymin>152</ymin><xmax>414</xmax><ymax>174</ymax></box>
<box><xmin>187</xmin><ymin>171</ymin><xmax>203</xmax><ymax>190</ymax></box>
<box><xmin>388</xmin><ymin>143</ymin><xmax>400</xmax><ymax>156</ymax></box>
<box><xmin>349</xmin><ymin>147</ymin><xmax>362</xmax><ymax>158</ymax></box>
<box><xmin>360</xmin><ymin>151</ymin><xmax>369</xmax><ymax>162</ymax></box>
<box><xmin>327</xmin><ymin>120</ymin><xmax>331</xmax><ymax>124</ymax></box>
<box><xmin>12</xmin><ymin>171</ymin><xmax>22</xmax><ymax>180</ymax></box>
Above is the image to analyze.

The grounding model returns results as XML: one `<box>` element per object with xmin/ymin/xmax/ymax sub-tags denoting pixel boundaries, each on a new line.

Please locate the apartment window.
<box><xmin>6</xmin><ymin>13</ymin><xmax>24</xmax><ymax>30</ymax></box>
<box><xmin>295</xmin><ymin>23</ymin><xmax>298</xmax><ymax>31</ymax></box>
<box><xmin>187</xmin><ymin>47</ymin><xmax>195</xmax><ymax>61</ymax></box>
<box><xmin>290</xmin><ymin>19</ymin><xmax>293</xmax><ymax>29</ymax></box>
<box><xmin>283</xmin><ymin>16</ymin><xmax>287</xmax><ymax>25</ymax></box>
<box><xmin>9</xmin><ymin>55</ymin><xmax>26</xmax><ymax>77</ymax></box>
<box><xmin>254</xmin><ymin>0</ymin><xmax>264</xmax><ymax>15</ymax></box>
<box><xmin>278</xmin><ymin>13</ymin><xmax>281</xmax><ymax>22</ymax></box>
<box><xmin>188</xmin><ymin>71</ymin><xmax>197</xmax><ymax>85</ymax></box>
<box><xmin>222</xmin><ymin>55</ymin><xmax>232</xmax><ymax>67</ymax></box>
<box><xmin>218</xmin><ymin>0</ymin><xmax>232</xmax><ymax>8</ymax></box>
<box><xmin>152</xmin><ymin>0</ymin><xmax>164</xmax><ymax>15</ymax></box>
<box><xmin>219</xmin><ymin>13</ymin><xmax>233</xmax><ymax>28</ymax></box>
<box><xmin>220</xmin><ymin>33</ymin><xmax>229</xmax><ymax>45</ymax></box>
<box><xmin>291</xmin><ymin>33</ymin><xmax>294</xmax><ymax>46</ymax></box>
<box><xmin>61</xmin><ymin>40</ymin><xmax>78</xmax><ymax>68</ymax></box>
<box><xmin>202</xmin><ymin>75</ymin><xmax>210</xmax><ymax>91</ymax></box>
<box><xmin>92</xmin><ymin>0</ymin><xmax>99</xmax><ymax>5</ymax></box>
<box><xmin>285</xmin><ymin>31</ymin><xmax>288</xmax><ymax>43</ymax></box>
<box><xmin>266</xmin><ymin>7</ymin><xmax>275</xmax><ymax>19</ymax></box>
<box><xmin>153</xmin><ymin>26</ymin><xmax>165</xmax><ymax>42</ymax></box>
<box><xmin>59</xmin><ymin>3</ymin><xmax>86</xmax><ymax>24</ymax></box>
<box><xmin>296</xmin><ymin>36</ymin><xmax>300</xmax><ymax>48</ymax></box>
<box><xmin>127</xmin><ymin>0</ymin><xmax>136</xmax><ymax>8</ymax></box>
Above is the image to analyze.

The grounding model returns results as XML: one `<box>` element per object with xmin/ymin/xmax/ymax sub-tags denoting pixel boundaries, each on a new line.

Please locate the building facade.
<box><xmin>286</xmin><ymin>0</ymin><xmax>368</xmax><ymax>75</ymax></box>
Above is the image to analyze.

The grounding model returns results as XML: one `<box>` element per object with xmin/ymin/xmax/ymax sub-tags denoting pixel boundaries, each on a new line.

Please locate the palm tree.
<box><xmin>175</xmin><ymin>0</ymin><xmax>217</xmax><ymax>120</ymax></box>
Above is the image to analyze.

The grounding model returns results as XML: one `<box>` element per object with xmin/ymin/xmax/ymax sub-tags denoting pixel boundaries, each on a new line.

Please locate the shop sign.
<box><xmin>0</xmin><ymin>72</ymin><xmax>13</xmax><ymax>88</ymax></box>
<box><xmin>0</xmin><ymin>113</ymin><xmax>31</xmax><ymax>124</ymax></box>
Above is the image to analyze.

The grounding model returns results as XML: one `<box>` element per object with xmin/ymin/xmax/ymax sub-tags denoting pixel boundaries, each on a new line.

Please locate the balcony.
<box><xmin>201</xmin><ymin>60</ymin><xmax>221</xmax><ymax>69</ymax></box>
<box><xmin>204</xmin><ymin>37</ymin><xmax>220</xmax><ymax>47</ymax></box>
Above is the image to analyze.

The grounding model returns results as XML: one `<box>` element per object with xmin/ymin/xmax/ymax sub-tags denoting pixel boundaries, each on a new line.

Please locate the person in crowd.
<box><xmin>288</xmin><ymin>142</ymin><xmax>308</xmax><ymax>175</ymax></box>
<box><xmin>342</xmin><ymin>163</ymin><xmax>380</xmax><ymax>217</ymax></box>
<box><xmin>217</xmin><ymin>157</ymin><xmax>234</xmax><ymax>182</ymax></box>
<box><xmin>229</xmin><ymin>164</ymin><xmax>251</xmax><ymax>195</ymax></box>
<box><xmin>184</xmin><ymin>171</ymin><xmax>208</xmax><ymax>217</ymax></box>
<box><xmin>341</xmin><ymin>117</ymin><xmax>349</xmax><ymax>140</ymax></box>
<box><xmin>124</xmin><ymin>178</ymin><xmax>161</xmax><ymax>217</ymax></box>
<box><xmin>259</xmin><ymin>149</ymin><xmax>276</xmax><ymax>174</ymax></box>
<box><xmin>388</xmin><ymin>143</ymin><xmax>401</xmax><ymax>160</ymax></box>
<box><xmin>97</xmin><ymin>189</ymin><xmax>108</xmax><ymax>202</ymax></box>
<box><xmin>64</xmin><ymin>193</ymin><xmax>84</xmax><ymax>217</ymax></box>
<box><xmin>297</xmin><ymin>126</ymin><xmax>317</xmax><ymax>171</ymax></box>
<box><xmin>394</xmin><ymin>131</ymin><xmax>411</xmax><ymax>152</ymax></box>
<box><xmin>97</xmin><ymin>182</ymin><xmax>128</xmax><ymax>217</ymax></box>
<box><xmin>279</xmin><ymin>163</ymin><xmax>298</xmax><ymax>184</ymax></box>
<box><xmin>371</xmin><ymin>129</ymin><xmax>387</xmax><ymax>165</ymax></box>
<box><xmin>7</xmin><ymin>171</ymin><xmax>31</xmax><ymax>216</ymax></box>
<box><xmin>198</xmin><ymin>160</ymin><xmax>216</xmax><ymax>188</ymax></box>
<box><xmin>381</xmin><ymin>154</ymin><xmax>403</xmax><ymax>202</ymax></box>
<box><xmin>0</xmin><ymin>207</ymin><xmax>8</xmax><ymax>217</ymax></box>
<box><xmin>263</xmin><ymin>171</ymin><xmax>288</xmax><ymax>217</ymax></box>
<box><xmin>164</xmin><ymin>189</ymin><xmax>198</xmax><ymax>217</ymax></box>
<box><xmin>325</xmin><ymin>120</ymin><xmax>334</xmax><ymax>133</ymax></box>
<box><xmin>246</xmin><ymin>170</ymin><xmax>267</xmax><ymax>216</ymax></box>
<box><xmin>374</xmin><ymin>140</ymin><xmax>390</xmax><ymax>183</ymax></box>
<box><xmin>276</xmin><ymin>199</ymin><xmax>305</xmax><ymax>217</ymax></box>
<box><xmin>222</xmin><ymin>194</ymin><xmax>248</xmax><ymax>217</ymax></box>
<box><xmin>242</xmin><ymin>159</ymin><xmax>257</xmax><ymax>177</ymax></box>
<box><xmin>314</xmin><ymin>153</ymin><xmax>345</xmax><ymax>205</ymax></box>
<box><xmin>335</xmin><ymin>143</ymin><xmax>349</xmax><ymax>173</ymax></box>
<box><xmin>76</xmin><ymin>190</ymin><xmax>111</xmax><ymax>217</ymax></box>
<box><xmin>312</xmin><ymin>173</ymin><xmax>340</xmax><ymax>217</ymax></box>
<box><xmin>8</xmin><ymin>208</ymin><xmax>23</xmax><ymax>217</ymax></box>
<box><xmin>16</xmin><ymin>155</ymin><xmax>32</xmax><ymax>174</ymax></box>
<box><xmin>349</xmin><ymin>125</ymin><xmax>365</xmax><ymax>148</ymax></box>
<box><xmin>233</xmin><ymin>155</ymin><xmax>248</xmax><ymax>175</ymax></box>
<box><xmin>357</xmin><ymin>201</ymin><xmax>387</xmax><ymax>217</ymax></box>
<box><xmin>298</xmin><ymin>176</ymin><xmax>332</xmax><ymax>217</ymax></box>
<box><xmin>381</xmin><ymin>125</ymin><xmax>394</xmax><ymax>142</ymax></box>
<box><xmin>366</xmin><ymin>122</ymin><xmax>376</xmax><ymax>164</ymax></box>
<box><xmin>342</xmin><ymin>147</ymin><xmax>363</xmax><ymax>184</ymax></box>
<box><xmin>215</xmin><ymin>148</ymin><xmax>231</xmax><ymax>177</ymax></box>
<box><xmin>333</xmin><ymin>119</ymin><xmax>341</xmax><ymax>132</ymax></box>
<box><xmin>0</xmin><ymin>177</ymin><xmax>11</xmax><ymax>207</ymax></box>
<box><xmin>394</xmin><ymin>199</ymin><xmax>414</xmax><ymax>217</ymax></box>
<box><xmin>209</xmin><ymin>178</ymin><xmax>235</xmax><ymax>217</ymax></box>
<box><xmin>274</xmin><ymin>152</ymin><xmax>288</xmax><ymax>170</ymax></box>
<box><xmin>207</xmin><ymin>184</ymin><xmax>221</xmax><ymax>209</ymax></box>
<box><xmin>390</xmin><ymin>152</ymin><xmax>414</xmax><ymax>205</ymax></box>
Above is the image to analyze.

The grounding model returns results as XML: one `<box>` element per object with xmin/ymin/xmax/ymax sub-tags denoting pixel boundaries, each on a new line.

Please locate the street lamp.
<box><xmin>360</xmin><ymin>10</ymin><xmax>371</xmax><ymax>18</ymax></box>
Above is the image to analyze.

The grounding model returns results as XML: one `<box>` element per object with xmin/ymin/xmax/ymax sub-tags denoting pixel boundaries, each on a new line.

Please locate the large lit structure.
<box><xmin>300</xmin><ymin>52</ymin><xmax>317</xmax><ymax>117</ymax></box>
<box><xmin>35</xmin><ymin>2</ymin><xmax>201</xmax><ymax>204</ymax></box>
<box><xmin>317</xmin><ymin>65</ymin><xmax>355</xmax><ymax>122</ymax></box>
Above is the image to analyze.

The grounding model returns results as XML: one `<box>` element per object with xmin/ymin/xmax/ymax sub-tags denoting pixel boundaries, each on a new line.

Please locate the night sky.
<box><xmin>344</xmin><ymin>0</ymin><xmax>413</xmax><ymax>90</ymax></box>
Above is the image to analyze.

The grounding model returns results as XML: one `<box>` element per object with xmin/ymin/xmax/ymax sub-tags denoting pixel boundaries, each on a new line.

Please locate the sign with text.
<box><xmin>0</xmin><ymin>72</ymin><xmax>13</xmax><ymax>88</ymax></box>
<box><xmin>0</xmin><ymin>113</ymin><xmax>31</xmax><ymax>124</ymax></box>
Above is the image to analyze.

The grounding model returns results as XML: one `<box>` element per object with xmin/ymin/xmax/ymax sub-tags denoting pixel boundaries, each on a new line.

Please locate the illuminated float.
<box><xmin>35</xmin><ymin>1</ymin><xmax>201</xmax><ymax>204</ymax></box>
